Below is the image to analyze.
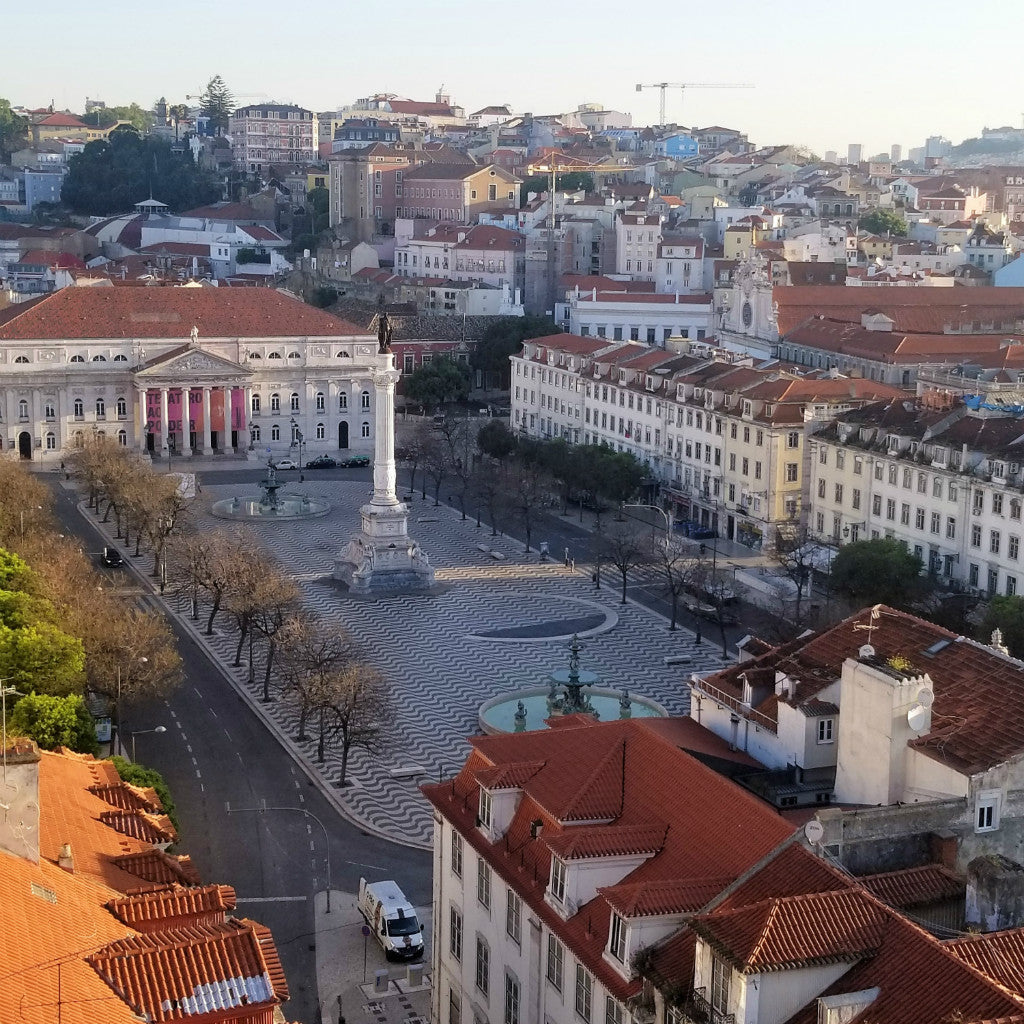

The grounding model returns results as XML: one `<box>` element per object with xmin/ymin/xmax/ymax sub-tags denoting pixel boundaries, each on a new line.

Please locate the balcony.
<box><xmin>684</xmin><ymin>988</ymin><xmax>736</xmax><ymax>1024</ymax></box>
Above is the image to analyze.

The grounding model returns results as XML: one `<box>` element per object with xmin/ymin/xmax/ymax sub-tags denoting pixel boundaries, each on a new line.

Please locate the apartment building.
<box><xmin>229</xmin><ymin>103</ymin><xmax>317</xmax><ymax>173</ymax></box>
<box><xmin>398</xmin><ymin>163</ymin><xmax>521</xmax><ymax>223</ymax></box>
<box><xmin>614</xmin><ymin>211</ymin><xmax>663</xmax><ymax>280</ymax></box>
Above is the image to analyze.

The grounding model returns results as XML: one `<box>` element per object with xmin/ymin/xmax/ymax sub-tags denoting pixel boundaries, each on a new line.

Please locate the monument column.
<box><xmin>202</xmin><ymin>387</ymin><xmax>212</xmax><ymax>453</ymax></box>
<box><xmin>334</xmin><ymin>312</ymin><xmax>433</xmax><ymax>593</ymax></box>
<box><xmin>182</xmin><ymin>386</ymin><xmax>192</xmax><ymax>457</ymax></box>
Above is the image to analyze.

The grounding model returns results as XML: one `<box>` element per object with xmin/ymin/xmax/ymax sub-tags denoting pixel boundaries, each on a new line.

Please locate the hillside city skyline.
<box><xmin>7</xmin><ymin>0</ymin><xmax>1024</xmax><ymax>157</ymax></box>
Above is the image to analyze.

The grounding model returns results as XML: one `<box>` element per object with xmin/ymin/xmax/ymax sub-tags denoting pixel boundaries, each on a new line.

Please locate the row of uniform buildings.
<box><xmin>424</xmin><ymin>603</ymin><xmax>1024</xmax><ymax>1024</ymax></box>
<box><xmin>512</xmin><ymin>283</ymin><xmax>1024</xmax><ymax>595</ymax></box>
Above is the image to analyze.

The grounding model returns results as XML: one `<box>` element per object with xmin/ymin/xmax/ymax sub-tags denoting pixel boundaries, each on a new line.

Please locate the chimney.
<box><xmin>0</xmin><ymin>738</ymin><xmax>41</xmax><ymax>864</ymax></box>
<box><xmin>58</xmin><ymin>843</ymin><xmax>74</xmax><ymax>873</ymax></box>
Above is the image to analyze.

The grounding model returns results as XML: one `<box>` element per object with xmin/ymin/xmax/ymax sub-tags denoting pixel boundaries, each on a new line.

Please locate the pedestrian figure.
<box><xmin>564</xmin><ymin>547</ymin><xmax>570</xmax><ymax>566</ymax></box>
<box><xmin>570</xmin><ymin>558</ymin><xmax>575</xmax><ymax>572</ymax></box>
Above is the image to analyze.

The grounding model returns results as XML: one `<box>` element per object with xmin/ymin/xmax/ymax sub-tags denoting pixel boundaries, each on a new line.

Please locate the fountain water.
<box><xmin>211</xmin><ymin>458</ymin><xmax>330</xmax><ymax>521</ymax></box>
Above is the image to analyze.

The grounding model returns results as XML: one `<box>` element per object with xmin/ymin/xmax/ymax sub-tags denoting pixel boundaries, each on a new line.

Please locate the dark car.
<box><xmin>101</xmin><ymin>546</ymin><xmax>124</xmax><ymax>568</ymax></box>
<box><xmin>307</xmin><ymin>455</ymin><xmax>337</xmax><ymax>469</ymax></box>
<box><xmin>340</xmin><ymin>454</ymin><xmax>370</xmax><ymax>468</ymax></box>
<box><xmin>689</xmin><ymin>525</ymin><xmax>718</xmax><ymax>540</ymax></box>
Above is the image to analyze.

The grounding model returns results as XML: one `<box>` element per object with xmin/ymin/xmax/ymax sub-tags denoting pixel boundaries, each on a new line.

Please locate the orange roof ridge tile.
<box><xmin>557</xmin><ymin>736</ymin><xmax>626</xmax><ymax>822</ymax></box>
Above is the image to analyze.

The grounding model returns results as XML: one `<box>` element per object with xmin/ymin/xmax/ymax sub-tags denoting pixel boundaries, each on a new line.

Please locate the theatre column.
<box><xmin>202</xmin><ymin>387</ymin><xmax>212</xmax><ymax>454</ymax></box>
<box><xmin>182</xmin><ymin>386</ymin><xmax>192</xmax><ymax>457</ymax></box>
<box><xmin>159</xmin><ymin>388</ymin><xmax>170</xmax><ymax>455</ymax></box>
<box><xmin>136</xmin><ymin>387</ymin><xmax>148</xmax><ymax>451</ymax></box>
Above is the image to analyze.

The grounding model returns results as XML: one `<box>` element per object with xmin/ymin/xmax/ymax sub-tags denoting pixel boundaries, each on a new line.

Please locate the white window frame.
<box><xmin>451</xmin><ymin>830</ymin><xmax>463</xmax><ymax>878</ymax></box>
<box><xmin>976</xmin><ymin>790</ymin><xmax>1001</xmax><ymax>833</ymax></box>
<box><xmin>504</xmin><ymin>971</ymin><xmax>521</xmax><ymax>1024</ymax></box>
<box><xmin>478</xmin><ymin>789</ymin><xmax>492</xmax><ymax>830</ymax></box>
<box><xmin>506</xmin><ymin>888</ymin><xmax>522</xmax><ymax>945</ymax></box>
<box><xmin>575</xmin><ymin>964</ymin><xmax>593</xmax><ymax>1023</ymax></box>
<box><xmin>477</xmin><ymin>857</ymin><xmax>491</xmax><ymax>910</ymax></box>
<box><xmin>546</xmin><ymin>934</ymin><xmax>564</xmax><ymax>991</ymax></box>
<box><xmin>608</xmin><ymin>912</ymin><xmax>627</xmax><ymax>962</ymax></box>
<box><xmin>817</xmin><ymin>718</ymin><xmax>834</xmax><ymax>744</ymax></box>
<box><xmin>450</xmin><ymin>905</ymin><xmax>463</xmax><ymax>961</ymax></box>
<box><xmin>550</xmin><ymin>857</ymin><xmax>567</xmax><ymax>903</ymax></box>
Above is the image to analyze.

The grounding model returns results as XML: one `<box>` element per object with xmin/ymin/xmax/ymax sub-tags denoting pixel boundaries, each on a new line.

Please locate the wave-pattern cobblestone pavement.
<box><xmin>166</xmin><ymin>480</ymin><xmax>731</xmax><ymax>848</ymax></box>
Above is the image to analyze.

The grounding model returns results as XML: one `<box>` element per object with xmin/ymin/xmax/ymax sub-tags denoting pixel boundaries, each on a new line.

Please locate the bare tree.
<box><xmin>251</xmin><ymin>576</ymin><xmax>301</xmax><ymax>702</ymax></box>
<box><xmin>174</xmin><ymin>529</ymin><xmax>254</xmax><ymax>635</ymax></box>
<box><xmin>327</xmin><ymin>661</ymin><xmax>393</xmax><ymax>788</ymax></box>
<box><xmin>646</xmin><ymin>540</ymin><xmax>702</xmax><ymax>631</ymax></box>
<box><xmin>599</xmin><ymin>525</ymin><xmax>651</xmax><ymax>604</ymax></box>
<box><xmin>395</xmin><ymin>419</ymin><xmax>431</xmax><ymax>497</ymax></box>
<box><xmin>774</xmin><ymin>522</ymin><xmax>818</xmax><ymax>628</ymax></box>
<box><xmin>224</xmin><ymin>554</ymin><xmax>295</xmax><ymax>669</ymax></box>
<box><xmin>508</xmin><ymin>461</ymin><xmax>548</xmax><ymax>554</ymax></box>
<box><xmin>421</xmin><ymin>431</ymin><xmax>450</xmax><ymax>506</ymax></box>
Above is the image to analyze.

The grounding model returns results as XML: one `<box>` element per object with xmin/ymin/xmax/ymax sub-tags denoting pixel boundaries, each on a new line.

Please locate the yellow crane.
<box><xmin>635</xmin><ymin>82</ymin><xmax>753</xmax><ymax>127</ymax></box>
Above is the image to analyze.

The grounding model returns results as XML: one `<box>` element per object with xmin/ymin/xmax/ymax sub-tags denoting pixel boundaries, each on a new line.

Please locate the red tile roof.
<box><xmin>692</xmin><ymin>888</ymin><xmax>888</xmax><ymax>972</ymax></box>
<box><xmin>859</xmin><ymin>864</ymin><xmax>965</xmax><ymax>909</ymax></box>
<box><xmin>86</xmin><ymin>918</ymin><xmax>288</xmax><ymax>1022</ymax></box>
<box><xmin>946</xmin><ymin>929</ymin><xmax>1024</xmax><ymax>994</ymax></box>
<box><xmin>600</xmin><ymin>877</ymin><xmax>732</xmax><ymax>917</ymax></box>
<box><xmin>37</xmin><ymin>113</ymin><xmax>89</xmax><ymax>128</ymax></box>
<box><xmin>19</xmin><ymin>249</ymin><xmax>88</xmax><ymax>270</ymax></box>
<box><xmin>106</xmin><ymin>883</ymin><xmax>237</xmax><ymax>932</ymax></box>
<box><xmin>0</xmin><ymin>287</ymin><xmax>367</xmax><ymax>340</ymax></box>
<box><xmin>422</xmin><ymin>718</ymin><xmax>794</xmax><ymax>1001</ymax></box>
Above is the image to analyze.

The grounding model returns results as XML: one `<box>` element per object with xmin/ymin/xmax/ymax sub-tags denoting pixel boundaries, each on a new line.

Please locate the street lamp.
<box><xmin>114</xmin><ymin>657</ymin><xmax>148</xmax><ymax>757</ymax></box>
<box><xmin>623</xmin><ymin>502</ymin><xmax>672</xmax><ymax>549</ymax></box>
<box><xmin>289</xmin><ymin>418</ymin><xmax>305</xmax><ymax>482</ymax></box>
<box><xmin>130</xmin><ymin>725</ymin><xmax>166</xmax><ymax>763</ymax></box>
<box><xmin>20</xmin><ymin>505</ymin><xmax>43</xmax><ymax>537</ymax></box>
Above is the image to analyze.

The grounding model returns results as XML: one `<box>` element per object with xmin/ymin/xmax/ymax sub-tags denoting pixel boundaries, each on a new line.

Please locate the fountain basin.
<box><xmin>211</xmin><ymin>495</ymin><xmax>330</xmax><ymax>521</ymax></box>
<box><xmin>479</xmin><ymin>685</ymin><xmax>667</xmax><ymax>735</ymax></box>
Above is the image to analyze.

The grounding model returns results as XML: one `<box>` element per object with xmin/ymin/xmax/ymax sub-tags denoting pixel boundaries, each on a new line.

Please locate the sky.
<box><xmin>4</xmin><ymin>0</ymin><xmax>1023</xmax><ymax>158</ymax></box>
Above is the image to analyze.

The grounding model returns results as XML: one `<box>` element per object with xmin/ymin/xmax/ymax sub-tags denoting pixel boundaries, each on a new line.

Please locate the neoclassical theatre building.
<box><xmin>0</xmin><ymin>287</ymin><xmax>381</xmax><ymax>463</ymax></box>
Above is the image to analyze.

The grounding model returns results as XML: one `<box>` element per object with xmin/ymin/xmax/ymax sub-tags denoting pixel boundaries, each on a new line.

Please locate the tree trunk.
<box><xmin>620</xmin><ymin>571</ymin><xmax>628</xmax><ymax>604</ymax></box>
<box><xmin>669</xmin><ymin>592</ymin><xmax>678</xmax><ymax>630</ymax></box>
<box><xmin>297</xmin><ymin>703</ymin><xmax>309</xmax><ymax>742</ymax></box>
<box><xmin>205</xmin><ymin>592</ymin><xmax>221</xmax><ymax>635</ymax></box>
<box><xmin>338</xmin><ymin>735</ymin><xmax>351</xmax><ymax>787</ymax></box>
<box><xmin>233</xmin><ymin>622</ymin><xmax>248</xmax><ymax>667</ymax></box>
<box><xmin>433</xmin><ymin>481</ymin><xmax>441</xmax><ymax>507</ymax></box>
<box><xmin>317</xmin><ymin>708</ymin><xmax>326</xmax><ymax>763</ymax></box>
<box><xmin>262</xmin><ymin>641</ymin><xmax>276</xmax><ymax>701</ymax></box>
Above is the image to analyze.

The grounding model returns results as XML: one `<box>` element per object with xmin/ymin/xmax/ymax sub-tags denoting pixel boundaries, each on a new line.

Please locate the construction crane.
<box><xmin>634</xmin><ymin>82</ymin><xmax>753</xmax><ymax>127</ymax></box>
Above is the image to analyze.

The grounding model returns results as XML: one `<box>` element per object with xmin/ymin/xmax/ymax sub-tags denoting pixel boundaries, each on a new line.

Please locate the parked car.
<box><xmin>101</xmin><ymin>546</ymin><xmax>124</xmax><ymax>568</ymax></box>
<box><xmin>689</xmin><ymin>525</ymin><xmax>718</xmax><ymax>540</ymax></box>
<box><xmin>274</xmin><ymin>458</ymin><xmax>298</xmax><ymax>470</ymax></box>
<box><xmin>306</xmin><ymin>455</ymin><xmax>337</xmax><ymax>469</ymax></box>
<box><xmin>340</xmin><ymin>454</ymin><xmax>370</xmax><ymax>468</ymax></box>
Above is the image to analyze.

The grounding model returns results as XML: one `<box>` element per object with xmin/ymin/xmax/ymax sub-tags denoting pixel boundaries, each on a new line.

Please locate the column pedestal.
<box><xmin>334</xmin><ymin>350</ymin><xmax>434</xmax><ymax>594</ymax></box>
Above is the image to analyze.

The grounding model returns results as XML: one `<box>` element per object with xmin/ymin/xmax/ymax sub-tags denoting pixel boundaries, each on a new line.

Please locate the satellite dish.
<box><xmin>804</xmin><ymin>820</ymin><xmax>824</xmax><ymax>845</ymax></box>
<box><xmin>917</xmin><ymin>687</ymin><xmax>934</xmax><ymax>709</ymax></box>
<box><xmin>907</xmin><ymin>703</ymin><xmax>929</xmax><ymax>733</ymax></box>
<box><xmin>859</xmin><ymin>643</ymin><xmax>875</xmax><ymax>659</ymax></box>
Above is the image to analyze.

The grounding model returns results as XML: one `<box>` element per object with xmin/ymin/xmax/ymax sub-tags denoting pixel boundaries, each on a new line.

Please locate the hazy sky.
<box><xmin>5</xmin><ymin>0</ymin><xmax>1023</xmax><ymax>156</ymax></box>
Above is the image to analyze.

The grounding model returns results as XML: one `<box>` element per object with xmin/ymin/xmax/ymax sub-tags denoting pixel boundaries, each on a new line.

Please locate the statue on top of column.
<box><xmin>189</xmin><ymin>324</ymin><xmax>199</xmax><ymax>346</ymax></box>
<box><xmin>377</xmin><ymin>311</ymin><xmax>393</xmax><ymax>354</ymax></box>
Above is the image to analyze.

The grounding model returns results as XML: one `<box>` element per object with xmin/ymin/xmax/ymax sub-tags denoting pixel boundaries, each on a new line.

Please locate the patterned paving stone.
<box><xmin>177</xmin><ymin>481</ymin><xmax>731</xmax><ymax>847</ymax></box>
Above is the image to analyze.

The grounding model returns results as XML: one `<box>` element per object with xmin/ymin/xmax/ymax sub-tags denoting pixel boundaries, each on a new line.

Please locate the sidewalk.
<box><xmin>314</xmin><ymin>891</ymin><xmax>432</xmax><ymax>1024</ymax></box>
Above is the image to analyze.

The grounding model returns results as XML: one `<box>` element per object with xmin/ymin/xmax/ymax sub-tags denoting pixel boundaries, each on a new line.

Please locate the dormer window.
<box><xmin>549</xmin><ymin>857</ymin><xmax>567</xmax><ymax>903</ymax></box>
<box><xmin>608</xmin><ymin>912</ymin><xmax>627</xmax><ymax>962</ymax></box>
<box><xmin>478</xmin><ymin>789</ymin><xmax>492</xmax><ymax>830</ymax></box>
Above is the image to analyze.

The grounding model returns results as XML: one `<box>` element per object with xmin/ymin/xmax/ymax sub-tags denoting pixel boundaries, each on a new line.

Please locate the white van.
<box><xmin>357</xmin><ymin>878</ymin><xmax>424</xmax><ymax>961</ymax></box>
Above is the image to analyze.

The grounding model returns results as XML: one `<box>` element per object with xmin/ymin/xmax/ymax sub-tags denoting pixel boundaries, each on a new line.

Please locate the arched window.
<box><xmin>249</xmin><ymin>351</ymin><xmax>262</xmax><ymax>359</ymax></box>
<box><xmin>268</xmin><ymin>351</ymin><xmax>283</xmax><ymax>360</ymax></box>
<box><xmin>290</xmin><ymin>392</ymin><xmax>300</xmax><ymax>412</ymax></box>
<box><xmin>288</xmin><ymin>351</ymin><xmax>301</xmax><ymax>359</ymax></box>
<box><xmin>361</xmin><ymin>421</ymin><xmax>370</xmax><ymax>438</ymax></box>
<box><xmin>44</xmin><ymin>403</ymin><xmax>55</xmax><ymax>420</ymax></box>
<box><xmin>92</xmin><ymin>354</ymin><xmax>107</xmax><ymax>362</ymax></box>
<box><xmin>117</xmin><ymin>429</ymin><xmax>127</xmax><ymax>447</ymax></box>
<box><xmin>45</xmin><ymin>432</ymin><xmax>56</xmax><ymax>450</ymax></box>
<box><xmin>336</xmin><ymin>350</ymin><xmax>351</xmax><ymax>358</ymax></box>
<box><xmin>271</xmin><ymin>424</ymin><xmax>281</xmax><ymax>441</ymax></box>
<box><xmin>339</xmin><ymin>393</ymin><xmax>348</xmax><ymax>411</ymax></box>
<box><xmin>96</xmin><ymin>397</ymin><xmax>105</xmax><ymax>418</ymax></box>
<box><xmin>315</xmin><ymin>391</ymin><xmax>325</xmax><ymax>412</ymax></box>
<box><xmin>17</xmin><ymin>399</ymin><xmax>28</xmax><ymax>420</ymax></box>
<box><xmin>270</xmin><ymin>393</ymin><xmax>281</xmax><ymax>412</ymax></box>
<box><xmin>316</xmin><ymin>422</ymin><xmax>325</xmax><ymax>440</ymax></box>
<box><xmin>116</xmin><ymin>397</ymin><xmax>127</xmax><ymax>418</ymax></box>
<box><xmin>70</xmin><ymin>355</ymin><xmax>85</xmax><ymax>363</ymax></box>
<box><xmin>73</xmin><ymin>399</ymin><xmax>84</xmax><ymax>419</ymax></box>
<box><xmin>74</xmin><ymin>430</ymin><xmax>84</xmax><ymax>447</ymax></box>
<box><xmin>291</xmin><ymin>421</ymin><xmax>301</xmax><ymax>443</ymax></box>
<box><xmin>252</xmin><ymin>393</ymin><xmax>261</xmax><ymax>413</ymax></box>
<box><xmin>114</xmin><ymin>354</ymin><xmax>128</xmax><ymax>362</ymax></box>
<box><xmin>251</xmin><ymin>425</ymin><xmax>261</xmax><ymax>442</ymax></box>
<box><xmin>360</xmin><ymin>390</ymin><xmax>371</xmax><ymax>410</ymax></box>
<box><xmin>14</xmin><ymin>356</ymin><xmax>29</xmax><ymax>364</ymax></box>
<box><xmin>96</xmin><ymin>429</ymin><xmax>106</xmax><ymax>438</ymax></box>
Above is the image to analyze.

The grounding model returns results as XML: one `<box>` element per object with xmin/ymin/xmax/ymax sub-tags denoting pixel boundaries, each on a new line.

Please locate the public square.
<box><xmin>167</xmin><ymin>472</ymin><xmax>730</xmax><ymax>848</ymax></box>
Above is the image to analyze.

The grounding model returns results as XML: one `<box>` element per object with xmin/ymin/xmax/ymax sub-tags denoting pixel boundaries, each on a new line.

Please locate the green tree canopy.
<box><xmin>110</xmin><ymin>756</ymin><xmax>180</xmax><ymax>833</ymax></box>
<box><xmin>62</xmin><ymin>130</ymin><xmax>221</xmax><ymax>215</ymax></box>
<box><xmin>307</xmin><ymin>186</ymin><xmax>330</xmax><ymax>235</ymax></box>
<box><xmin>592</xmin><ymin>447</ymin><xmax>646</xmax><ymax>506</ymax></box>
<box><xmin>83</xmin><ymin>103</ymin><xmax>154</xmax><ymax>132</ymax></box>
<box><xmin>830</xmin><ymin>538</ymin><xmax>924</xmax><ymax>609</ymax></box>
<box><xmin>201</xmin><ymin>75</ymin><xmax>234</xmax><ymax>136</ymax></box>
<box><xmin>0</xmin><ymin>620</ymin><xmax>86</xmax><ymax>694</ymax></box>
<box><xmin>519</xmin><ymin>171</ymin><xmax>594</xmax><ymax>205</ymax></box>
<box><xmin>403</xmin><ymin>357</ymin><xmax>470</xmax><ymax>411</ymax></box>
<box><xmin>858</xmin><ymin>209</ymin><xmax>908</xmax><ymax>236</ymax></box>
<box><xmin>979</xmin><ymin>596</ymin><xmax>1024</xmax><ymax>658</ymax></box>
<box><xmin>0</xmin><ymin>98</ymin><xmax>29</xmax><ymax>161</ymax></box>
<box><xmin>471</xmin><ymin>315</ymin><xmax>558</xmax><ymax>390</ymax></box>
<box><xmin>477</xmin><ymin>419</ymin><xmax>518</xmax><ymax>462</ymax></box>
<box><xmin>9</xmin><ymin>692</ymin><xmax>97</xmax><ymax>754</ymax></box>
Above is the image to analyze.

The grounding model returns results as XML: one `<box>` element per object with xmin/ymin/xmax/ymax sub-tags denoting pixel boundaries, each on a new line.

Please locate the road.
<box><xmin>47</xmin><ymin>478</ymin><xmax>431</xmax><ymax>1024</ymax></box>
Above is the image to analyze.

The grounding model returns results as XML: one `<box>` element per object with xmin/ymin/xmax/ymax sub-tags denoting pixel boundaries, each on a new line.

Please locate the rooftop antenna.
<box><xmin>853</xmin><ymin>604</ymin><xmax>883</xmax><ymax>654</ymax></box>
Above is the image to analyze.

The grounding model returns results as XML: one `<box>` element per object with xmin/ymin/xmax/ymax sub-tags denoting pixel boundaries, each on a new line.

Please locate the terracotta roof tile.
<box><xmin>0</xmin><ymin>287</ymin><xmax>368</xmax><ymax>341</ymax></box>
<box><xmin>859</xmin><ymin>864</ymin><xmax>965</xmax><ymax>909</ymax></box>
<box><xmin>474</xmin><ymin>760</ymin><xmax>546</xmax><ymax>790</ymax></box>
<box><xmin>946</xmin><ymin>929</ymin><xmax>1024</xmax><ymax>995</ymax></box>
<box><xmin>106</xmin><ymin>883</ymin><xmax>236</xmax><ymax>933</ymax></box>
<box><xmin>99</xmin><ymin>808</ymin><xmax>178</xmax><ymax>845</ymax></box>
<box><xmin>600</xmin><ymin>877</ymin><xmax>732</xmax><ymax>917</ymax></box>
<box><xmin>86</xmin><ymin>918</ymin><xmax>288</xmax><ymax>1021</ymax></box>
<box><xmin>545</xmin><ymin>822</ymin><xmax>668</xmax><ymax>860</ymax></box>
<box><xmin>692</xmin><ymin>888</ymin><xmax>889</xmax><ymax>972</ymax></box>
<box><xmin>113</xmin><ymin>849</ymin><xmax>202</xmax><ymax>886</ymax></box>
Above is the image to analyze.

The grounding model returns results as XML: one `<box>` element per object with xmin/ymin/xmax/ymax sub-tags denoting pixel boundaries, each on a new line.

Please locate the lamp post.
<box><xmin>290</xmin><ymin>419</ymin><xmax>305</xmax><ymax>481</ymax></box>
<box><xmin>227</xmin><ymin>802</ymin><xmax>333</xmax><ymax>912</ymax></box>
<box><xmin>130</xmin><ymin>724</ymin><xmax>166</xmax><ymax>763</ymax></box>
<box><xmin>622</xmin><ymin>502</ymin><xmax>672</xmax><ymax>549</ymax></box>
<box><xmin>20</xmin><ymin>505</ymin><xmax>42</xmax><ymax>537</ymax></box>
<box><xmin>115</xmin><ymin>657</ymin><xmax>148</xmax><ymax>757</ymax></box>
